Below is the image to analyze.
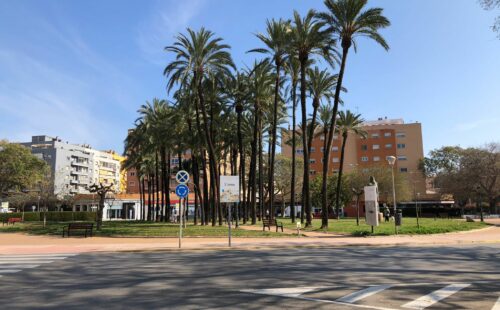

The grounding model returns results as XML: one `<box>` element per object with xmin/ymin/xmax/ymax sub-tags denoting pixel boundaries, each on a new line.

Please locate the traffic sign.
<box><xmin>175</xmin><ymin>170</ymin><xmax>190</xmax><ymax>184</ymax></box>
<box><xmin>175</xmin><ymin>184</ymin><xmax>189</xmax><ymax>198</ymax></box>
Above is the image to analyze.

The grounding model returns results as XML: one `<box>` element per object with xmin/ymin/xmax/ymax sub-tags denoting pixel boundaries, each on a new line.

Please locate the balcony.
<box><xmin>70</xmin><ymin>170</ymin><xmax>88</xmax><ymax>176</ymax></box>
<box><xmin>70</xmin><ymin>179</ymin><xmax>79</xmax><ymax>184</ymax></box>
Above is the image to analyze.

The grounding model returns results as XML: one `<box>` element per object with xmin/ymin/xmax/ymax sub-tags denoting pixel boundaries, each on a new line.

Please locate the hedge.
<box><xmin>0</xmin><ymin>212</ymin><xmax>96</xmax><ymax>222</ymax></box>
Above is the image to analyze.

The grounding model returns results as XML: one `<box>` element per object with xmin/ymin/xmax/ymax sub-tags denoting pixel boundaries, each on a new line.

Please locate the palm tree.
<box><xmin>164</xmin><ymin>28</ymin><xmax>235</xmax><ymax>224</ymax></box>
<box><xmin>249</xmin><ymin>18</ymin><xmax>290</xmax><ymax>220</ymax></box>
<box><xmin>335</xmin><ymin>110</ymin><xmax>367</xmax><ymax>219</ymax></box>
<box><xmin>289</xmin><ymin>10</ymin><xmax>336</xmax><ymax>226</ymax></box>
<box><xmin>316</xmin><ymin>102</ymin><xmax>334</xmax><ymax>226</ymax></box>
<box><xmin>318</xmin><ymin>0</ymin><xmax>390</xmax><ymax>227</ymax></box>
<box><xmin>284</xmin><ymin>55</ymin><xmax>300</xmax><ymax>223</ymax></box>
<box><xmin>306</xmin><ymin>67</ymin><xmax>337</xmax><ymax>157</ymax></box>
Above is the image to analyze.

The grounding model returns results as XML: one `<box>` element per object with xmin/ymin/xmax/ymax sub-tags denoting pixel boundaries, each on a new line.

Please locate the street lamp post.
<box><xmin>387</xmin><ymin>155</ymin><xmax>397</xmax><ymax>234</ymax></box>
<box><xmin>476</xmin><ymin>186</ymin><xmax>484</xmax><ymax>222</ymax></box>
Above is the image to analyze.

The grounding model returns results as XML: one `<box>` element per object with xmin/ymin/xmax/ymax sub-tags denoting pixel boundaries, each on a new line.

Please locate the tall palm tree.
<box><xmin>164</xmin><ymin>28</ymin><xmax>235</xmax><ymax>223</ymax></box>
<box><xmin>246</xmin><ymin>60</ymin><xmax>275</xmax><ymax>223</ymax></box>
<box><xmin>316</xmin><ymin>102</ymin><xmax>334</xmax><ymax>226</ymax></box>
<box><xmin>249</xmin><ymin>18</ymin><xmax>290</xmax><ymax>220</ymax></box>
<box><xmin>284</xmin><ymin>55</ymin><xmax>300</xmax><ymax>223</ymax></box>
<box><xmin>335</xmin><ymin>110</ymin><xmax>367</xmax><ymax>218</ymax></box>
<box><xmin>318</xmin><ymin>0</ymin><xmax>390</xmax><ymax>227</ymax></box>
<box><xmin>289</xmin><ymin>10</ymin><xmax>336</xmax><ymax>226</ymax></box>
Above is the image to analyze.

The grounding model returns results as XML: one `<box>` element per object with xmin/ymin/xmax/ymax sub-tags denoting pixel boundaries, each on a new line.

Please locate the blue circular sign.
<box><xmin>175</xmin><ymin>184</ymin><xmax>189</xmax><ymax>198</ymax></box>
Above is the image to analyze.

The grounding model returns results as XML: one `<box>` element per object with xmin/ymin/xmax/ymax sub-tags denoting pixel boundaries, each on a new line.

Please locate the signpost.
<box><xmin>175</xmin><ymin>171</ymin><xmax>189</xmax><ymax>249</ymax></box>
<box><xmin>220</xmin><ymin>176</ymin><xmax>239</xmax><ymax>247</ymax></box>
<box><xmin>364</xmin><ymin>185</ymin><xmax>379</xmax><ymax>233</ymax></box>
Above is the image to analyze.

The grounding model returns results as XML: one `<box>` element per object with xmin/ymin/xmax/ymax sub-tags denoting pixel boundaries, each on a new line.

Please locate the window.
<box><xmin>372</xmin><ymin>133</ymin><xmax>379</xmax><ymax>138</ymax></box>
<box><xmin>320</xmin><ymin>135</ymin><xmax>325</xmax><ymax>141</ymax></box>
<box><xmin>397</xmin><ymin>143</ymin><xmax>406</xmax><ymax>149</ymax></box>
<box><xmin>333</xmin><ymin>135</ymin><xmax>338</xmax><ymax>140</ymax></box>
<box><xmin>333</xmin><ymin>169</ymin><xmax>339</xmax><ymax>173</ymax></box>
<box><xmin>310</xmin><ymin>147</ymin><xmax>316</xmax><ymax>153</ymax></box>
<box><xmin>309</xmin><ymin>170</ymin><xmax>316</xmax><ymax>175</ymax></box>
<box><xmin>384</xmin><ymin>132</ymin><xmax>392</xmax><ymax>137</ymax></box>
<box><xmin>332</xmin><ymin>146</ymin><xmax>339</xmax><ymax>152</ymax></box>
<box><xmin>385</xmin><ymin>143</ymin><xmax>392</xmax><ymax>149</ymax></box>
<box><xmin>129</xmin><ymin>181</ymin><xmax>135</xmax><ymax>186</ymax></box>
<box><xmin>310</xmin><ymin>159</ymin><xmax>316</xmax><ymax>164</ymax></box>
<box><xmin>320</xmin><ymin>147</ymin><xmax>324</xmax><ymax>152</ymax></box>
<box><xmin>373</xmin><ymin>156</ymin><xmax>380</xmax><ymax>162</ymax></box>
<box><xmin>361</xmin><ymin>156</ymin><xmax>369</xmax><ymax>162</ymax></box>
<box><xmin>332</xmin><ymin>157</ymin><xmax>339</xmax><ymax>163</ymax></box>
<box><xmin>396</xmin><ymin>132</ymin><xmax>406</xmax><ymax>138</ymax></box>
<box><xmin>373</xmin><ymin>144</ymin><xmax>380</xmax><ymax>150</ymax></box>
<box><xmin>400</xmin><ymin>168</ymin><xmax>408</xmax><ymax>173</ymax></box>
<box><xmin>397</xmin><ymin>155</ymin><xmax>407</xmax><ymax>161</ymax></box>
<box><xmin>296</xmin><ymin>149</ymin><xmax>304</xmax><ymax>154</ymax></box>
<box><xmin>130</xmin><ymin>172</ymin><xmax>135</xmax><ymax>176</ymax></box>
<box><xmin>361</xmin><ymin>145</ymin><xmax>368</xmax><ymax>151</ymax></box>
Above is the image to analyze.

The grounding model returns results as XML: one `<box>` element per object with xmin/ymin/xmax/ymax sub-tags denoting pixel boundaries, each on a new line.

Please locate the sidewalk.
<box><xmin>0</xmin><ymin>221</ymin><xmax>498</xmax><ymax>255</ymax></box>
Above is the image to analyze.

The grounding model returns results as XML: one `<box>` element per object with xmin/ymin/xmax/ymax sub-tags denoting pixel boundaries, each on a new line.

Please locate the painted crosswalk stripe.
<box><xmin>0</xmin><ymin>269</ymin><xmax>22</xmax><ymax>274</ymax></box>
<box><xmin>337</xmin><ymin>285</ymin><xmax>393</xmax><ymax>303</ymax></box>
<box><xmin>0</xmin><ymin>260</ymin><xmax>54</xmax><ymax>264</ymax></box>
<box><xmin>241</xmin><ymin>287</ymin><xmax>330</xmax><ymax>298</ymax></box>
<box><xmin>0</xmin><ymin>265</ymin><xmax>40</xmax><ymax>269</ymax></box>
<box><xmin>402</xmin><ymin>283</ymin><xmax>471</xmax><ymax>309</ymax></box>
<box><xmin>492</xmin><ymin>296</ymin><xmax>500</xmax><ymax>310</ymax></box>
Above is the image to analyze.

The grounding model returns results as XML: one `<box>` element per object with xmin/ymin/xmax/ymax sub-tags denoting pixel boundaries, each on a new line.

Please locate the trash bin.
<box><xmin>395</xmin><ymin>209</ymin><xmax>402</xmax><ymax>226</ymax></box>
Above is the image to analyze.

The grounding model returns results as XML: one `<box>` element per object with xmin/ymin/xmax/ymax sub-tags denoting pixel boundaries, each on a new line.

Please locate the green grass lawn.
<box><xmin>277</xmin><ymin>217</ymin><xmax>489</xmax><ymax>236</ymax></box>
<box><xmin>0</xmin><ymin>221</ymin><xmax>283</xmax><ymax>237</ymax></box>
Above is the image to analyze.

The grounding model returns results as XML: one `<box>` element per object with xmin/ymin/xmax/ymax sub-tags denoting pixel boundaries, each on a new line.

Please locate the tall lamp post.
<box><xmin>387</xmin><ymin>155</ymin><xmax>397</xmax><ymax>234</ymax></box>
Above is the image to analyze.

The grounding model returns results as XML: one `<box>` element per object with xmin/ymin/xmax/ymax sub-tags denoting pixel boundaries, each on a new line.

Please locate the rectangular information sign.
<box><xmin>220</xmin><ymin>176</ymin><xmax>240</xmax><ymax>203</ymax></box>
<box><xmin>364</xmin><ymin>185</ymin><xmax>379</xmax><ymax>227</ymax></box>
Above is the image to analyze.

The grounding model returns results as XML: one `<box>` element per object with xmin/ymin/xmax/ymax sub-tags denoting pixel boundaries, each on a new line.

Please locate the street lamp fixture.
<box><xmin>386</xmin><ymin>155</ymin><xmax>397</xmax><ymax>234</ymax></box>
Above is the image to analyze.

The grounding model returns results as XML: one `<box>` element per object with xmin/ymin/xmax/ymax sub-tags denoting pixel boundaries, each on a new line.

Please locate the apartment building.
<box><xmin>281</xmin><ymin>118</ymin><xmax>427</xmax><ymax>196</ymax></box>
<box><xmin>20</xmin><ymin>135</ymin><xmax>122</xmax><ymax>196</ymax></box>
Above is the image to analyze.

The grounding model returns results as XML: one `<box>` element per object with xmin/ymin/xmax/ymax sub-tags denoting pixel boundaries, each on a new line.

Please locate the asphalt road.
<box><xmin>0</xmin><ymin>245</ymin><xmax>498</xmax><ymax>309</ymax></box>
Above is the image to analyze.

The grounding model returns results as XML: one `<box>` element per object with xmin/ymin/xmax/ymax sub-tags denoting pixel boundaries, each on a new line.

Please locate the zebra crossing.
<box><xmin>0</xmin><ymin>254</ymin><xmax>77</xmax><ymax>277</ymax></box>
<box><xmin>242</xmin><ymin>281</ymin><xmax>500</xmax><ymax>310</ymax></box>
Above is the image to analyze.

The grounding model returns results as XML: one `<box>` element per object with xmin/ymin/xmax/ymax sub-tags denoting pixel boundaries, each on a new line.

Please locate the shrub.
<box><xmin>0</xmin><ymin>212</ymin><xmax>96</xmax><ymax>222</ymax></box>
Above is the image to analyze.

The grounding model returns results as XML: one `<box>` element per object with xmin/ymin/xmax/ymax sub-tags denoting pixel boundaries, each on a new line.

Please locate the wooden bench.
<box><xmin>2</xmin><ymin>217</ymin><xmax>23</xmax><ymax>226</ymax></box>
<box><xmin>262</xmin><ymin>218</ymin><xmax>284</xmax><ymax>232</ymax></box>
<box><xmin>62</xmin><ymin>223</ymin><xmax>94</xmax><ymax>238</ymax></box>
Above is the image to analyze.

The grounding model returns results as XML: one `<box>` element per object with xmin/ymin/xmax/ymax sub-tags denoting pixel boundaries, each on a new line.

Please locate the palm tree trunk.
<box><xmin>299</xmin><ymin>58</ymin><xmax>312</xmax><ymax>227</ymax></box>
<box><xmin>167</xmin><ymin>152</ymin><xmax>172</xmax><ymax>222</ymax></box>
<box><xmin>155</xmin><ymin>151</ymin><xmax>160</xmax><ymax>221</ymax></box>
<box><xmin>335</xmin><ymin>132</ymin><xmax>348</xmax><ymax>219</ymax></box>
<box><xmin>236</xmin><ymin>109</ymin><xmax>247</xmax><ymax>224</ymax></box>
<box><xmin>322</xmin><ymin>46</ymin><xmax>349</xmax><ymax>229</ymax></box>
<box><xmin>291</xmin><ymin>79</ymin><xmax>297</xmax><ymax>223</ymax></box>
<box><xmin>250</xmin><ymin>106</ymin><xmax>259</xmax><ymax>224</ymax></box>
<box><xmin>268</xmin><ymin>61</ymin><xmax>281</xmax><ymax>221</ymax></box>
<box><xmin>259</xmin><ymin>121</ymin><xmax>264</xmax><ymax>220</ymax></box>
<box><xmin>141</xmin><ymin>177</ymin><xmax>146</xmax><ymax>220</ymax></box>
<box><xmin>321</xmin><ymin>129</ymin><xmax>329</xmax><ymax>228</ymax></box>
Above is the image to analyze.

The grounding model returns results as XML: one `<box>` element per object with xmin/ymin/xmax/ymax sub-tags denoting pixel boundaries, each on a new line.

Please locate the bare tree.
<box><xmin>87</xmin><ymin>183</ymin><xmax>114</xmax><ymax>230</ymax></box>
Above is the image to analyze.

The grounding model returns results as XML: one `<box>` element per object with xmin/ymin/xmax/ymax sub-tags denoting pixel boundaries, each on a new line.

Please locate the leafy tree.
<box><xmin>310</xmin><ymin>174</ymin><xmax>351</xmax><ymax>218</ymax></box>
<box><xmin>422</xmin><ymin>144</ymin><xmax>499</xmax><ymax>213</ymax></box>
<box><xmin>0</xmin><ymin>141</ymin><xmax>48</xmax><ymax>195</ymax></box>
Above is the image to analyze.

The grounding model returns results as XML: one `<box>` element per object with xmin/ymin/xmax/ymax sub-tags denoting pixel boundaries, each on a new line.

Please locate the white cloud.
<box><xmin>135</xmin><ymin>0</ymin><xmax>207</xmax><ymax>64</ymax></box>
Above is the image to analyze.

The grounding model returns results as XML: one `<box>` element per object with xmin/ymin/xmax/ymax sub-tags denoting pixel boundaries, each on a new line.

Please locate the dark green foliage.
<box><xmin>0</xmin><ymin>212</ymin><xmax>96</xmax><ymax>222</ymax></box>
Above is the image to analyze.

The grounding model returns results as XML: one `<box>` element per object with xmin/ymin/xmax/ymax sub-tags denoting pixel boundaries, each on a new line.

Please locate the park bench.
<box><xmin>262</xmin><ymin>218</ymin><xmax>284</xmax><ymax>232</ymax></box>
<box><xmin>2</xmin><ymin>217</ymin><xmax>23</xmax><ymax>226</ymax></box>
<box><xmin>62</xmin><ymin>223</ymin><xmax>94</xmax><ymax>238</ymax></box>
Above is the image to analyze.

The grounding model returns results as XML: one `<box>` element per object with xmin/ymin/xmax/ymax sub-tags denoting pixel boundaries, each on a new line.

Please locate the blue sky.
<box><xmin>0</xmin><ymin>0</ymin><xmax>499</xmax><ymax>155</ymax></box>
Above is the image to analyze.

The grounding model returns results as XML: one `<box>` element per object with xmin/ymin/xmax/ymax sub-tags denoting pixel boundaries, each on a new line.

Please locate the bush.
<box><xmin>0</xmin><ymin>212</ymin><xmax>96</xmax><ymax>222</ymax></box>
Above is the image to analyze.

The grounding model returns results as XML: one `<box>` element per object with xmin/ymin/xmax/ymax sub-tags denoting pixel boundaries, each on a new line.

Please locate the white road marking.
<box><xmin>402</xmin><ymin>283</ymin><xmax>471</xmax><ymax>309</ymax></box>
<box><xmin>0</xmin><ymin>265</ymin><xmax>40</xmax><ymax>269</ymax></box>
<box><xmin>241</xmin><ymin>286</ymin><xmax>329</xmax><ymax>297</ymax></box>
<box><xmin>0</xmin><ymin>260</ymin><xmax>54</xmax><ymax>264</ymax></box>
<box><xmin>0</xmin><ymin>257</ymin><xmax>67</xmax><ymax>260</ymax></box>
<box><xmin>492</xmin><ymin>296</ymin><xmax>500</xmax><ymax>310</ymax></box>
<box><xmin>337</xmin><ymin>285</ymin><xmax>393</xmax><ymax>303</ymax></box>
<box><xmin>0</xmin><ymin>269</ymin><xmax>22</xmax><ymax>274</ymax></box>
